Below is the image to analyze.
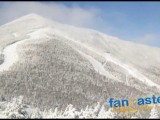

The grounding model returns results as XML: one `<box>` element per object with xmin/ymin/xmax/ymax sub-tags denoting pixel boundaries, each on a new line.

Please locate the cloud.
<box><xmin>134</xmin><ymin>34</ymin><xmax>160</xmax><ymax>47</ymax></box>
<box><xmin>0</xmin><ymin>2</ymin><xmax>117</xmax><ymax>34</ymax></box>
<box><xmin>0</xmin><ymin>2</ymin><xmax>100</xmax><ymax>27</ymax></box>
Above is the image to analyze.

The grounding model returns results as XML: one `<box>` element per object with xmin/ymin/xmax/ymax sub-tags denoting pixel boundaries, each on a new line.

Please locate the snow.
<box><xmin>12</xmin><ymin>33</ymin><xmax>18</xmax><ymax>37</ymax></box>
<box><xmin>0</xmin><ymin>13</ymin><xmax>45</xmax><ymax>27</ymax></box>
<box><xmin>0</xmin><ymin>28</ymin><xmax>51</xmax><ymax>72</ymax></box>
<box><xmin>2</xmin><ymin>95</ymin><xmax>160</xmax><ymax>118</ymax></box>
<box><xmin>0</xmin><ymin>13</ymin><xmax>159</xmax><ymax>91</ymax></box>
<box><xmin>76</xmin><ymin>50</ymin><xmax>120</xmax><ymax>82</ymax></box>
<box><xmin>1</xmin><ymin>14</ymin><xmax>160</xmax><ymax>119</ymax></box>
<box><xmin>43</xmin><ymin>14</ymin><xmax>160</xmax><ymax>89</ymax></box>
<box><xmin>0</xmin><ymin>96</ymin><xmax>118</xmax><ymax>119</ymax></box>
<box><xmin>104</xmin><ymin>53</ymin><xmax>160</xmax><ymax>89</ymax></box>
<box><xmin>0</xmin><ymin>39</ymin><xmax>26</xmax><ymax>72</ymax></box>
<box><xmin>28</xmin><ymin>27</ymin><xmax>52</xmax><ymax>40</ymax></box>
<box><xmin>68</xmin><ymin>36</ymin><xmax>160</xmax><ymax>89</ymax></box>
<box><xmin>149</xmin><ymin>105</ymin><xmax>159</xmax><ymax>118</ymax></box>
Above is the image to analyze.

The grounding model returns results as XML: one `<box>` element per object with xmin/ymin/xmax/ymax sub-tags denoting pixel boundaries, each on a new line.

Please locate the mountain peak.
<box><xmin>14</xmin><ymin>13</ymin><xmax>47</xmax><ymax>23</ymax></box>
<box><xmin>1</xmin><ymin>13</ymin><xmax>47</xmax><ymax>27</ymax></box>
<box><xmin>20</xmin><ymin>13</ymin><xmax>45</xmax><ymax>19</ymax></box>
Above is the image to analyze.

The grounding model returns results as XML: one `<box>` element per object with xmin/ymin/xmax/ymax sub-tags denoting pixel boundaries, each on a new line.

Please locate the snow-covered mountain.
<box><xmin>0</xmin><ymin>13</ymin><xmax>160</xmax><ymax>112</ymax></box>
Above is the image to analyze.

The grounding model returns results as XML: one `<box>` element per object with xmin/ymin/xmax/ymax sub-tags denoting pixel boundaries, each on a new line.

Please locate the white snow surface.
<box><xmin>12</xmin><ymin>33</ymin><xmax>18</xmax><ymax>37</ymax></box>
<box><xmin>0</xmin><ymin>39</ymin><xmax>26</xmax><ymax>72</ymax></box>
<box><xmin>0</xmin><ymin>28</ymin><xmax>51</xmax><ymax>72</ymax></box>
<box><xmin>104</xmin><ymin>53</ymin><xmax>160</xmax><ymax>89</ymax></box>
<box><xmin>76</xmin><ymin>50</ymin><xmax>119</xmax><ymax>82</ymax></box>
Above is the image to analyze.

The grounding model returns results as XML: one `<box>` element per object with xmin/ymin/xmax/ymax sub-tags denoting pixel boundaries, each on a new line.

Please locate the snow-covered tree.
<box><xmin>97</xmin><ymin>105</ymin><xmax>109</xmax><ymax>118</ymax></box>
<box><xmin>2</xmin><ymin>96</ymin><xmax>158</xmax><ymax>119</ymax></box>
<box><xmin>97</xmin><ymin>107</ymin><xmax>116</xmax><ymax>119</ymax></box>
<box><xmin>93</xmin><ymin>102</ymin><xmax>101</xmax><ymax>116</ymax></box>
<box><xmin>0</xmin><ymin>96</ymin><xmax>42</xmax><ymax>119</ymax></box>
<box><xmin>107</xmin><ymin>108</ymin><xmax>117</xmax><ymax>118</ymax></box>
<box><xmin>149</xmin><ymin>105</ymin><xmax>159</xmax><ymax>119</ymax></box>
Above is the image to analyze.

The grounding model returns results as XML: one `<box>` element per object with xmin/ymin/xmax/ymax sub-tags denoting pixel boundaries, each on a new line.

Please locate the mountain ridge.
<box><xmin>1</xmin><ymin>13</ymin><xmax>160</xmax><ymax>49</ymax></box>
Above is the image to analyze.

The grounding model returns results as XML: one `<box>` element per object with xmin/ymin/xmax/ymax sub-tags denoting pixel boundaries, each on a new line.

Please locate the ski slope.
<box><xmin>0</xmin><ymin>38</ymin><xmax>27</xmax><ymax>72</ymax></box>
<box><xmin>103</xmin><ymin>53</ymin><xmax>160</xmax><ymax>89</ymax></box>
<box><xmin>0</xmin><ymin>28</ymin><xmax>51</xmax><ymax>72</ymax></box>
<box><xmin>76</xmin><ymin>49</ymin><xmax>119</xmax><ymax>82</ymax></box>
